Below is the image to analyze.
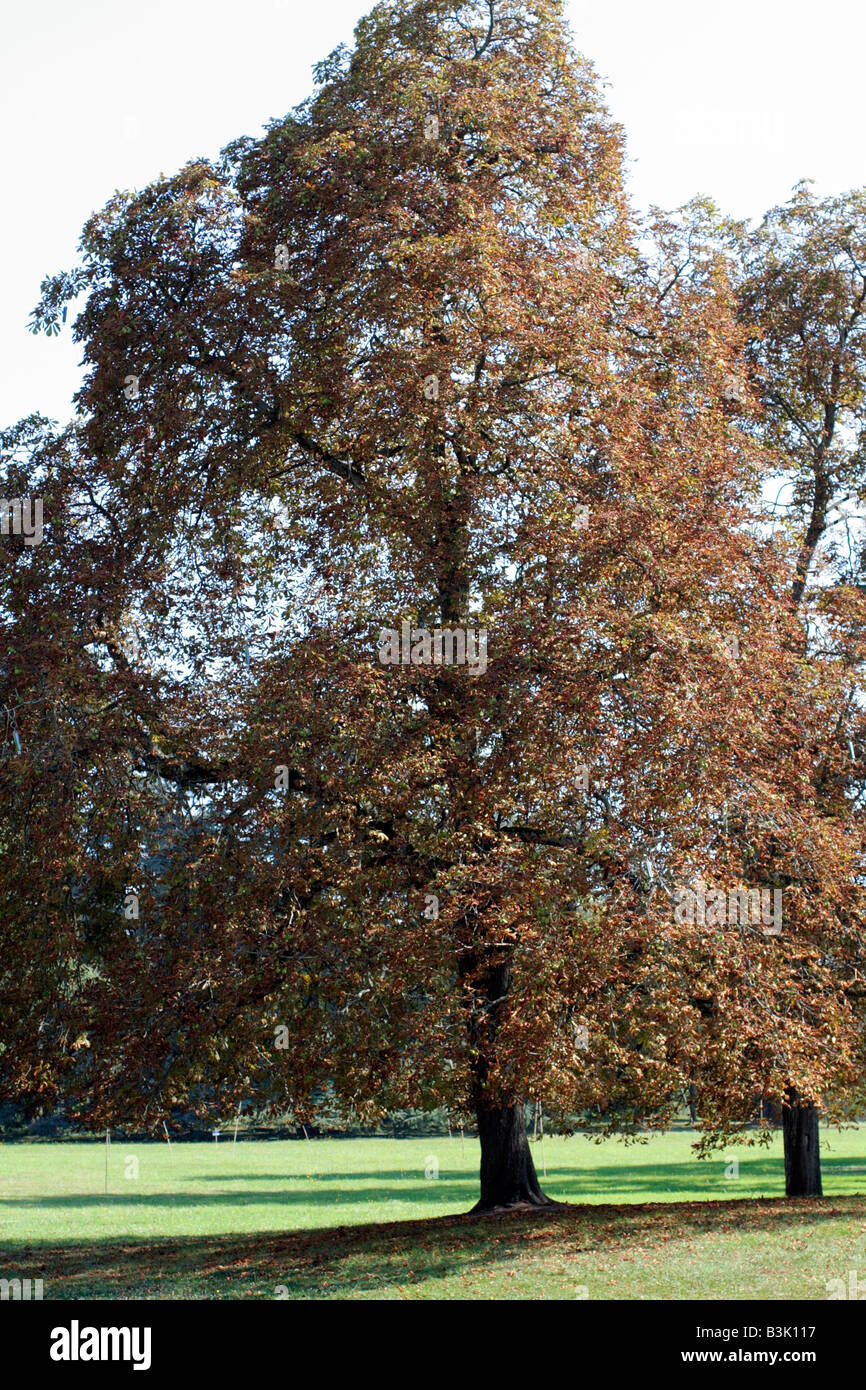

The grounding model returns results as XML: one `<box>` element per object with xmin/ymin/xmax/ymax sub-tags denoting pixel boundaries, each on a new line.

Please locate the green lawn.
<box><xmin>2</xmin><ymin>1128</ymin><xmax>865</xmax><ymax>1298</ymax></box>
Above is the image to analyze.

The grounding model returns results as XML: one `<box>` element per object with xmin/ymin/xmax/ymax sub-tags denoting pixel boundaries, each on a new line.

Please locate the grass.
<box><xmin>1</xmin><ymin>1127</ymin><xmax>865</xmax><ymax>1298</ymax></box>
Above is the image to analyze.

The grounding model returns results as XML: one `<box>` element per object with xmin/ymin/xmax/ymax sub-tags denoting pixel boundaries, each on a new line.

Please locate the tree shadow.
<box><xmin>0</xmin><ymin>1180</ymin><xmax>479</xmax><ymax>1211</ymax></box>
<box><xmin>4</xmin><ymin>1152</ymin><xmax>863</xmax><ymax>1217</ymax></box>
<box><xmin>4</xmin><ymin>1193</ymin><xmax>865</xmax><ymax>1299</ymax></box>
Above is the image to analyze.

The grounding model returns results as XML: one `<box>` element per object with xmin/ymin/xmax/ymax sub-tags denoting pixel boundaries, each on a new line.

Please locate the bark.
<box><xmin>687</xmin><ymin>1083</ymin><xmax>698</xmax><ymax>1125</ymax></box>
<box><xmin>782</xmin><ymin>1086</ymin><xmax>822</xmax><ymax>1197</ymax></box>
<box><xmin>472</xmin><ymin>1097</ymin><xmax>553</xmax><ymax>1211</ymax></box>
<box><xmin>464</xmin><ymin>955</ymin><xmax>555</xmax><ymax>1212</ymax></box>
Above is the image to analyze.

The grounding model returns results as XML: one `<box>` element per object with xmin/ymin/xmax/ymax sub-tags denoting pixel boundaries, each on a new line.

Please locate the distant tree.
<box><xmin>734</xmin><ymin>185</ymin><xmax>866</xmax><ymax>1194</ymax></box>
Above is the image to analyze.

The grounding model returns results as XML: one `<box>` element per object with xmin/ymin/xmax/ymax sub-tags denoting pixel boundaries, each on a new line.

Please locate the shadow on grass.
<box><xmin>3</xmin><ymin>1193</ymin><xmax>865</xmax><ymax>1300</ymax></box>
<box><xmin>8</xmin><ymin>1154</ymin><xmax>862</xmax><ymax>1212</ymax></box>
<box><xmin>0</xmin><ymin>1182</ymin><xmax>477</xmax><ymax>1211</ymax></box>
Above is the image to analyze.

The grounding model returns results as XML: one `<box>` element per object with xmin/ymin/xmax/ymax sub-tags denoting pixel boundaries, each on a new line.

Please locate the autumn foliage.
<box><xmin>2</xmin><ymin>0</ymin><xmax>865</xmax><ymax>1207</ymax></box>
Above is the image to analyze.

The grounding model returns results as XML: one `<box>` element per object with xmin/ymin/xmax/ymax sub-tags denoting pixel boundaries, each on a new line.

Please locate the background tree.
<box><xmin>733</xmin><ymin>185</ymin><xmax>866</xmax><ymax>1194</ymax></box>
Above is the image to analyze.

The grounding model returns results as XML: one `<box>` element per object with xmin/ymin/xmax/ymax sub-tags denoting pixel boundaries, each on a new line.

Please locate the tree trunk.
<box><xmin>782</xmin><ymin>1086</ymin><xmax>822</xmax><ymax>1196</ymax></box>
<box><xmin>472</xmin><ymin>1096</ymin><xmax>553</xmax><ymax>1211</ymax></box>
<box><xmin>462</xmin><ymin>953</ymin><xmax>555</xmax><ymax>1213</ymax></box>
<box><xmin>688</xmin><ymin>1084</ymin><xmax>698</xmax><ymax>1125</ymax></box>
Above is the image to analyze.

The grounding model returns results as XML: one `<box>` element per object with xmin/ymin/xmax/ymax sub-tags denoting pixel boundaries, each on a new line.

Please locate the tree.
<box><xmin>3</xmin><ymin>0</ymin><xmax>864</xmax><ymax>1211</ymax></box>
<box><xmin>733</xmin><ymin>185</ymin><xmax>866</xmax><ymax>1194</ymax></box>
<box><xmin>606</xmin><ymin>191</ymin><xmax>866</xmax><ymax>1197</ymax></box>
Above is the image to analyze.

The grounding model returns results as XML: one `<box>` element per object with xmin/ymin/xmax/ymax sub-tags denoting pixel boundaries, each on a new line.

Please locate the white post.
<box><xmin>104</xmin><ymin>1129</ymin><xmax>110</xmax><ymax>1194</ymax></box>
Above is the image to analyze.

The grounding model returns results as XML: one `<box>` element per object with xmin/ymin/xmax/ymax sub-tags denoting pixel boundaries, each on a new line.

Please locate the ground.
<box><xmin>1</xmin><ymin>1128</ymin><xmax>865</xmax><ymax>1298</ymax></box>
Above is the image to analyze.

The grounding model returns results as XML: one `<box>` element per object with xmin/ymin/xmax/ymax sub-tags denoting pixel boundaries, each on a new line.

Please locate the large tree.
<box><xmin>3</xmin><ymin>0</ymin><xmax>864</xmax><ymax>1210</ymax></box>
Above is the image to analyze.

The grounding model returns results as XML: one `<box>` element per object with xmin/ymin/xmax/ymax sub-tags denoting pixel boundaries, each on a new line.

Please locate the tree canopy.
<box><xmin>3</xmin><ymin>0</ymin><xmax>865</xmax><ymax>1208</ymax></box>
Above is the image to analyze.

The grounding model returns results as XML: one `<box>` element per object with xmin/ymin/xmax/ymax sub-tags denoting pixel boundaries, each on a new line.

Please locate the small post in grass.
<box><xmin>104</xmin><ymin>1128</ymin><xmax>110</xmax><ymax>1195</ymax></box>
<box><xmin>162</xmin><ymin>1120</ymin><xmax>172</xmax><ymax>1157</ymax></box>
<box><xmin>233</xmin><ymin>1102</ymin><xmax>242</xmax><ymax>1145</ymax></box>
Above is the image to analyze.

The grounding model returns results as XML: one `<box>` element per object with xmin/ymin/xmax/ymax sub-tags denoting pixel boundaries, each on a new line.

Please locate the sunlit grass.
<box><xmin>1</xmin><ymin>1127</ymin><xmax>864</xmax><ymax>1298</ymax></box>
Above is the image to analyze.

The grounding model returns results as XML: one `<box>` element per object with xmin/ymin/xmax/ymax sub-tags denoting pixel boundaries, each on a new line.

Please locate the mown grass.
<box><xmin>1</xmin><ymin>1128</ymin><xmax>865</xmax><ymax>1298</ymax></box>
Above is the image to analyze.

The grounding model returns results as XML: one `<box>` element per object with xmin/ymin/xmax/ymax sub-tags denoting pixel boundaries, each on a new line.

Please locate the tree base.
<box><xmin>468</xmin><ymin>1194</ymin><xmax>564</xmax><ymax>1215</ymax></box>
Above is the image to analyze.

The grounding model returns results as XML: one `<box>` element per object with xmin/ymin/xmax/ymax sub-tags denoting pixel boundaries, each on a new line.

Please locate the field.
<box><xmin>2</xmin><ymin>1128</ymin><xmax>866</xmax><ymax>1298</ymax></box>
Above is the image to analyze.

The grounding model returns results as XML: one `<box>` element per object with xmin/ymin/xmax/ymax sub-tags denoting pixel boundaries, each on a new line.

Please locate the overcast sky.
<box><xmin>2</xmin><ymin>0</ymin><xmax>864</xmax><ymax>427</ymax></box>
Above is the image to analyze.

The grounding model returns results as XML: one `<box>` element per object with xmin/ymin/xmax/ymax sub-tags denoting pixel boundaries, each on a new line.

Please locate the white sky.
<box><xmin>2</xmin><ymin>0</ymin><xmax>864</xmax><ymax>427</ymax></box>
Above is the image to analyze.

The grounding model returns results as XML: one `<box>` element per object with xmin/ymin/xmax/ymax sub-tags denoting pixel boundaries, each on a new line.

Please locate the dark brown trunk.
<box><xmin>464</xmin><ymin>951</ymin><xmax>554</xmax><ymax>1212</ymax></box>
<box><xmin>472</xmin><ymin>1097</ymin><xmax>552</xmax><ymax>1211</ymax></box>
<box><xmin>782</xmin><ymin>1086</ymin><xmax>822</xmax><ymax>1196</ymax></box>
<box><xmin>687</xmin><ymin>1083</ymin><xmax>698</xmax><ymax>1125</ymax></box>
